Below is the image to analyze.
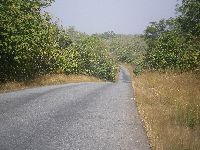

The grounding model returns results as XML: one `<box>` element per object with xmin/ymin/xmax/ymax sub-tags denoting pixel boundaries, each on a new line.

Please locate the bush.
<box><xmin>0</xmin><ymin>0</ymin><xmax>117</xmax><ymax>82</ymax></box>
<box><xmin>144</xmin><ymin>0</ymin><xmax>200</xmax><ymax>71</ymax></box>
<box><xmin>73</xmin><ymin>37</ymin><xmax>117</xmax><ymax>81</ymax></box>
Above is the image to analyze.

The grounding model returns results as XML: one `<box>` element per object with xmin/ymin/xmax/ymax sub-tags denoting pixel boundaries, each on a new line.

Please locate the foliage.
<box><xmin>144</xmin><ymin>0</ymin><xmax>200</xmax><ymax>71</ymax></box>
<box><xmin>65</xmin><ymin>26</ymin><xmax>87</xmax><ymax>42</ymax></box>
<box><xmin>92</xmin><ymin>31</ymin><xmax>116</xmax><ymax>39</ymax></box>
<box><xmin>177</xmin><ymin>0</ymin><xmax>200</xmax><ymax>37</ymax></box>
<box><xmin>103</xmin><ymin>34</ymin><xmax>147</xmax><ymax>75</ymax></box>
<box><xmin>63</xmin><ymin>29</ymin><xmax>117</xmax><ymax>81</ymax></box>
<box><xmin>94</xmin><ymin>33</ymin><xmax>147</xmax><ymax>67</ymax></box>
<box><xmin>0</xmin><ymin>0</ymin><xmax>117</xmax><ymax>82</ymax></box>
<box><xmin>72</xmin><ymin>36</ymin><xmax>117</xmax><ymax>81</ymax></box>
<box><xmin>93</xmin><ymin>33</ymin><xmax>147</xmax><ymax>75</ymax></box>
<box><xmin>133</xmin><ymin>65</ymin><xmax>143</xmax><ymax>76</ymax></box>
<box><xmin>0</xmin><ymin>0</ymin><xmax>69</xmax><ymax>81</ymax></box>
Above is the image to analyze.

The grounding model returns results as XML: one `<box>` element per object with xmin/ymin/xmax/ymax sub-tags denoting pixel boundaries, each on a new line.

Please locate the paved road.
<box><xmin>0</xmin><ymin>67</ymin><xmax>150</xmax><ymax>150</ymax></box>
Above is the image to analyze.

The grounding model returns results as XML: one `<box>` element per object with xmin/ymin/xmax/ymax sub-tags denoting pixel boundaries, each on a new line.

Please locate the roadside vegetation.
<box><xmin>133</xmin><ymin>71</ymin><xmax>200</xmax><ymax>150</ymax></box>
<box><xmin>131</xmin><ymin>0</ymin><xmax>200</xmax><ymax>149</ymax></box>
<box><xmin>93</xmin><ymin>32</ymin><xmax>147</xmax><ymax>66</ymax></box>
<box><xmin>0</xmin><ymin>74</ymin><xmax>102</xmax><ymax>93</ymax></box>
<box><xmin>143</xmin><ymin>0</ymin><xmax>199</xmax><ymax>71</ymax></box>
<box><xmin>0</xmin><ymin>0</ymin><xmax>117</xmax><ymax>89</ymax></box>
<box><xmin>1</xmin><ymin>0</ymin><xmax>200</xmax><ymax>149</ymax></box>
<box><xmin>93</xmin><ymin>0</ymin><xmax>200</xmax><ymax>149</ymax></box>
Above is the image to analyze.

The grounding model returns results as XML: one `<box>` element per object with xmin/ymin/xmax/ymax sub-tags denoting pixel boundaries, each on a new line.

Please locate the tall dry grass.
<box><xmin>0</xmin><ymin>74</ymin><xmax>102</xmax><ymax>93</ymax></box>
<box><xmin>133</xmin><ymin>71</ymin><xmax>200</xmax><ymax>150</ymax></box>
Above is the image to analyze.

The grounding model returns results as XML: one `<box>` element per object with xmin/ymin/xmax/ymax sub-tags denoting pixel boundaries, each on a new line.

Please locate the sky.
<box><xmin>45</xmin><ymin>0</ymin><xmax>179</xmax><ymax>35</ymax></box>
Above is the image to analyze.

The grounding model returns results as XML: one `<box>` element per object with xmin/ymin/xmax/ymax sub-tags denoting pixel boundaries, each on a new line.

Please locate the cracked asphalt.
<box><xmin>0</xmin><ymin>67</ymin><xmax>150</xmax><ymax>150</ymax></box>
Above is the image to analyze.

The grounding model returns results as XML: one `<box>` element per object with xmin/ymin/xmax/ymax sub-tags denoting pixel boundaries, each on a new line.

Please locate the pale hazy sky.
<box><xmin>45</xmin><ymin>0</ymin><xmax>178</xmax><ymax>34</ymax></box>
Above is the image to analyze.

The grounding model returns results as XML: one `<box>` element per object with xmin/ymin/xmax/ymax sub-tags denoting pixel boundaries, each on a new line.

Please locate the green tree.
<box><xmin>144</xmin><ymin>0</ymin><xmax>200</xmax><ymax>71</ymax></box>
<box><xmin>0</xmin><ymin>0</ymin><xmax>71</xmax><ymax>81</ymax></box>
<box><xmin>177</xmin><ymin>0</ymin><xmax>200</xmax><ymax>37</ymax></box>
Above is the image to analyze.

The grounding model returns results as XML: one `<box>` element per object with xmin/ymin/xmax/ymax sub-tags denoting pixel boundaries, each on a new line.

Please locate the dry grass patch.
<box><xmin>0</xmin><ymin>74</ymin><xmax>102</xmax><ymax>93</ymax></box>
<box><xmin>133</xmin><ymin>71</ymin><xmax>200</xmax><ymax>150</ymax></box>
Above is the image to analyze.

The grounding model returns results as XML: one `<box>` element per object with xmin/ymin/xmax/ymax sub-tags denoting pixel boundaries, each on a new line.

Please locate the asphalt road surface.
<box><xmin>0</xmin><ymin>67</ymin><xmax>150</xmax><ymax>150</ymax></box>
